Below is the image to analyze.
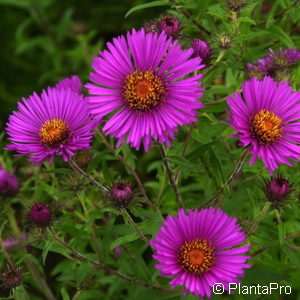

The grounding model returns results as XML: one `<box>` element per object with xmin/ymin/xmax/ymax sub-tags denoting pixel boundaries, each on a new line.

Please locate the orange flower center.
<box><xmin>178</xmin><ymin>239</ymin><xmax>215</xmax><ymax>274</ymax></box>
<box><xmin>250</xmin><ymin>109</ymin><xmax>283</xmax><ymax>144</ymax></box>
<box><xmin>39</xmin><ymin>118</ymin><xmax>71</xmax><ymax>148</ymax></box>
<box><xmin>123</xmin><ymin>70</ymin><xmax>165</xmax><ymax>111</ymax></box>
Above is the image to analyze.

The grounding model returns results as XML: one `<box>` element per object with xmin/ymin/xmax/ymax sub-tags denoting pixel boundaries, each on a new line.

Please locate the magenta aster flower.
<box><xmin>227</xmin><ymin>76</ymin><xmax>300</xmax><ymax>173</ymax></box>
<box><xmin>55</xmin><ymin>75</ymin><xmax>83</xmax><ymax>94</ymax></box>
<box><xmin>6</xmin><ymin>86</ymin><xmax>95</xmax><ymax>165</ymax></box>
<box><xmin>86</xmin><ymin>29</ymin><xmax>204</xmax><ymax>151</ymax></box>
<box><xmin>246</xmin><ymin>48</ymin><xmax>300</xmax><ymax>76</ymax></box>
<box><xmin>151</xmin><ymin>208</ymin><xmax>251</xmax><ymax>298</ymax></box>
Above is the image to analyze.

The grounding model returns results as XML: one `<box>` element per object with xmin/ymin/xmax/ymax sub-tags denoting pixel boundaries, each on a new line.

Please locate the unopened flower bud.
<box><xmin>227</xmin><ymin>0</ymin><xmax>247</xmax><ymax>12</ymax></box>
<box><xmin>29</xmin><ymin>204</ymin><xmax>52</xmax><ymax>227</ymax></box>
<box><xmin>217</xmin><ymin>32</ymin><xmax>232</xmax><ymax>50</ymax></box>
<box><xmin>191</xmin><ymin>39</ymin><xmax>212</xmax><ymax>65</ymax></box>
<box><xmin>110</xmin><ymin>182</ymin><xmax>133</xmax><ymax>208</ymax></box>
<box><xmin>2</xmin><ymin>268</ymin><xmax>22</xmax><ymax>289</ymax></box>
<box><xmin>143</xmin><ymin>15</ymin><xmax>182</xmax><ymax>40</ymax></box>
<box><xmin>158</xmin><ymin>15</ymin><xmax>182</xmax><ymax>39</ymax></box>
<box><xmin>265</xmin><ymin>176</ymin><xmax>291</xmax><ymax>207</ymax></box>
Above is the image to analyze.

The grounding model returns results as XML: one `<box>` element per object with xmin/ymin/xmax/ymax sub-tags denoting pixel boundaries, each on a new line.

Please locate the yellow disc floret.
<box><xmin>123</xmin><ymin>70</ymin><xmax>165</xmax><ymax>111</ymax></box>
<box><xmin>178</xmin><ymin>239</ymin><xmax>215</xmax><ymax>274</ymax></box>
<box><xmin>250</xmin><ymin>109</ymin><xmax>283</xmax><ymax>144</ymax></box>
<box><xmin>39</xmin><ymin>118</ymin><xmax>71</xmax><ymax>148</ymax></box>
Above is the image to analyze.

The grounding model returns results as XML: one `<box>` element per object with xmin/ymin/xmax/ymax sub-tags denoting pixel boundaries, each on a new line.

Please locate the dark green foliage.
<box><xmin>1</xmin><ymin>0</ymin><xmax>300</xmax><ymax>299</ymax></box>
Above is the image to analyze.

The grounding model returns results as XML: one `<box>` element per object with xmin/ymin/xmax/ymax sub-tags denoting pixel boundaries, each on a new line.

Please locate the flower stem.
<box><xmin>175</xmin><ymin>124</ymin><xmax>195</xmax><ymax>183</ymax></box>
<box><xmin>199</xmin><ymin>147</ymin><xmax>248</xmax><ymax>208</ymax></box>
<box><xmin>204</xmin><ymin>98</ymin><xmax>226</xmax><ymax>107</ymax></box>
<box><xmin>158</xmin><ymin>143</ymin><xmax>186</xmax><ymax>210</ymax></box>
<box><xmin>247</xmin><ymin>202</ymin><xmax>271</xmax><ymax>236</ymax></box>
<box><xmin>167</xmin><ymin>0</ymin><xmax>211</xmax><ymax>36</ymax></box>
<box><xmin>120</xmin><ymin>208</ymin><xmax>150</xmax><ymax>245</ymax></box>
<box><xmin>69</xmin><ymin>160</ymin><xmax>109</xmax><ymax>193</ymax></box>
<box><xmin>7</xmin><ymin>205</ymin><xmax>57</xmax><ymax>300</ymax></box>
<box><xmin>97</xmin><ymin>129</ymin><xmax>161</xmax><ymax>216</ymax></box>
<box><xmin>48</xmin><ymin>229</ymin><xmax>173</xmax><ymax>293</ymax></box>
<box><xmin>78</xmin><ymin>193</ymin><xmax>102</xmax><ymax>262</ymax></box>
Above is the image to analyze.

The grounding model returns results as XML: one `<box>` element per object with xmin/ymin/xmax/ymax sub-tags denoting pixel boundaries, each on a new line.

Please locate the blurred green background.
<box><xmin>0</xmin><ymin>0</ymin><xmax>166</xmax><ymax>127</ymax></box>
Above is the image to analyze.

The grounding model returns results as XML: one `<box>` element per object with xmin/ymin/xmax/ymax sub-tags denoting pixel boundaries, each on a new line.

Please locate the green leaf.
<box><xmin>167</xmin><ymin>155</ymin><xmax>200</xmax><ymax>172</ymax></box>
<box><xmin>110</xmin><ymin>233</ymin><xmax>139</xmax><ymax>250</ymax></box>
<box><xmin>42</xmin><ymin>240</ymin><xmax>54</xmax><ymax>265</ymax></box>
<box><xmin>207</xmin><ymin>4</ymin><xmax>226</xmax><ymax>19</ymax></box>
<box><xmin>185</xmin><ymin>142</ymin><xmax>215</xmax><ymax>161</ymax></box>
<box><xmin>0</xmin><ymin>0</ymin><xmax>29</xmax><ymax>8</ymax></box>
<box><xmin>61</xmin><ymin>287</ymin><xmax>71</xmax><ymax>300</ymax></box>
<box><xmin>195</xmin><ymin>0</ymin><xmax>211</xmax><ymax>18</ymax></box>
<box><xmin>268</xmin><ymin>25</ymin><xmax>295</xmax><ymax>48</ymax></box>
<box><xmin>278</xmin><ymin>0</ymin><xmax>289</xmax><ymax>9</ymax></box>
<box><xmin>125</xmin><ymin>1</ymin><xmax>170</xmax><ymax>18</ymax></box>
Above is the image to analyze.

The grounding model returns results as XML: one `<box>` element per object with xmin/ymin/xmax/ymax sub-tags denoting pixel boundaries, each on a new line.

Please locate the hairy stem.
<box><xmin>49</xmin><ymin>229</ymin><xmax>173</xmax><ymax>293</ymax></box>
<box><xmin>69</xmin><ymin>160</ymin><xmax>109</xmax><ymax>193</ymax></box>
<box><xmin>7</xmin><ymin>205</ymin><xmax>57</xmax><ymax>300</ymax></box>
<box><xmin>199</xmin><ymin>147</ymin><xmax>248</xmax><ymax>208</ymax></box>
<box><xmin>120</xmin><ymin>208</ymin><xmax>150</xmax><ymax>244</ymax></box>
<box><xmin>158</xmin><ymin>143</ymin><xmax>186</xmax><ymax>210</ymax></box>
<box><xmin>175</xmin><ymin>124</ymin><xmax>195</xmax><ymax>183</ymax></box>
<box><xmin>168</xmin><ymin>0</ymin><xmax>211</xmax><ymax>36</ymax></box>
<box><xmin>247</xmin><ymin>202</ymin><xmax>271</xmax><ymax>236</ymax></box>
<box><xmin>97</xmin><ymin>130</ymin><xmax>161</xmax><ymax>216</ymax></box>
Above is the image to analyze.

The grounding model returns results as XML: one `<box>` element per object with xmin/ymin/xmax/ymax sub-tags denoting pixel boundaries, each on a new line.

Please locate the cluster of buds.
<box><xmin>144</xmin><ymin>15</ymin><xmax>182</xmax><ymax>40</ymax></box>
<box><xmin>245</xmin><ymin>48</ymin><xmax>300</xmax><ymax>81</ymax></box>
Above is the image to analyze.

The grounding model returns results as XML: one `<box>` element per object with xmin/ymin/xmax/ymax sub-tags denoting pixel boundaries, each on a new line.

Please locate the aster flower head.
<box><xmin>2</xmin><ymin>267</ymin><xmax>22</xmax><ymax>289</ymax></box>
<box><xmin>191</xmin><ymin>39</ymin><xmax>212</xmax><ymax>66</ymax></box>
<box><xmin>227</xmin><ymin>76</ymin><xmax>300</xmax><ymax>174</ymax></box>
<box><xmin>246</xmin><ymin>48</ymin><xmax>300</xmax><ymax>78</ymax></box>
<box><xmin>29</xmin><ymin>203</ymin><xmax>53</xmax><ymax>227</ymax></box>
<box><xmin>265</xmin><ymin>175</ymin><xmax>292</xmax><ymax>208</ymax></box>
<box><xmin>151</xmin><ymin>208</ymin><xmax>251</xmax><ymax>298</ymax></box>
<box><xmin>6</xmin><ymin>86</ymin><xmax>96</xmax><ymax>165</ymax></box>
<box><xmin>109</xmin><ymin>182</ymin><xmax>133</xmax><ymax>208</ymax></box>
<box><xmin>0</xmin><ymin>168</ymin><xmax>19</xmax><ymax>197</ymax></box>
<box><xmin>55</xmin><ymin>75</ymin><xmax>83</xmax><ymax>94</ymax></box>
<box><xmin>86</xmin><ymin>29</ymin><xmax>204</xmax><ymax>151</ymax></box>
